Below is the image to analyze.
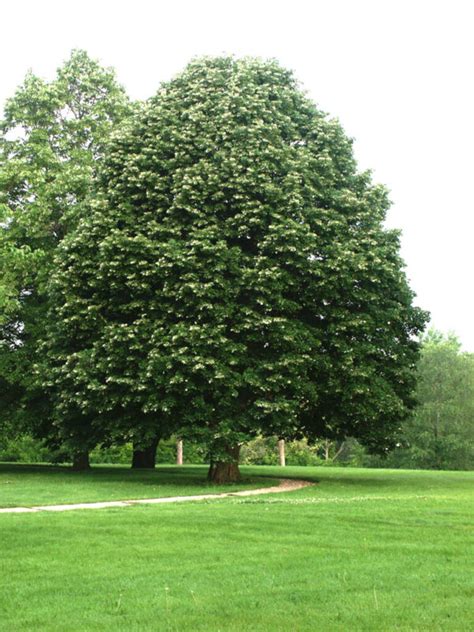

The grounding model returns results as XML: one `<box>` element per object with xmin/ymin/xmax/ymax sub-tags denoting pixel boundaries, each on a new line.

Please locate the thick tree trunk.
<box><xmin>72</xmin><ymin>451</ymin><xmax>90</xmax><ymax>471</ymax></box>
<box><xmin>278</xmin><ymin>439</ymin><xmax>286</xmax><ymax>467</ymax></box>
<box><xmin>176</xmin><ymin>439</ymin><xmax>183</xmax><ymax>466</ymax></box>
<box><xmin>131</xmin><ymin>436</ymin><xmax>160</xmax><ymax>469</ymax></box>
<box><xmin>208</xmin><ymin>445</ymin><xmax>241</xmax><ymax>484</ymax></box>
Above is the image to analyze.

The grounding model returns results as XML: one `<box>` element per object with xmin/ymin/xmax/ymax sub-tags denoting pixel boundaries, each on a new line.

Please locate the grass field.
<box><xmin>1</xmin><ymin>465</ymin><xmax>473</xmax><ymax>631</ymax></box>
<box><xmin>0</xmin><ymin>463</ymin><xmax>273</xmax><ymax>508</ymax></box>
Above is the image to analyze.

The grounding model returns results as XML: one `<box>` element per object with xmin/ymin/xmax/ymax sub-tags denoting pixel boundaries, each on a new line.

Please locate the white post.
<box><xmin>177</xmin><ymin>439</ymin><xmax>183</xmax><ymax>466</ymax></box>
<box><xmin>278</xmin><ymin>439</ymin><xmax>286</xmax><ymax>467</ymax></box>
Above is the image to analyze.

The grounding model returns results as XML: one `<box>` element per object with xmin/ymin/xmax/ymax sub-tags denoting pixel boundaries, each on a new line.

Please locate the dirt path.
<box><xmin>0</xmin><ymin>478</ymin><xmax>313</xmax><ymax>514</ymax></box>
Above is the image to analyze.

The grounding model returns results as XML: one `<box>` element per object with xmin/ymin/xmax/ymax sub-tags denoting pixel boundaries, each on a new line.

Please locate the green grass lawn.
<box><xmin>1</xmin><ymin>465</ymin><xmax>473</xmax><ymax>631</ymax></box>
<box><xmin>0</xmin><ymin>463</ymin><xmax>274</xmax><ymax>508</ymax></box>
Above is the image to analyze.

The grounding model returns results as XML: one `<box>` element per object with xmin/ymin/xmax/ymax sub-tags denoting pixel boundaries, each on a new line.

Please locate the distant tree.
<box><xmin>0</xmin><ymin>50</ymin><xmax>131</xmax><ymax>468</ymax></box>
<box><xmin>42</xmin><ymin>57</ymin><xmax>427</xmax><ymax>482</ymax></box>
<box><xmin>391</xmin><ymin>331</ymin><xmax>474</xmax><ymax>470</ymax></box>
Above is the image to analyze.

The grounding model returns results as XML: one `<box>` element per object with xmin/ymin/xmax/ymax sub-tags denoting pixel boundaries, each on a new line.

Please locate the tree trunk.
<box><xmin>323</xmin><ymin>439</ymin><xmax>331</xmax><ymax>461</ymax></box>
<box><xmin>176</xmin><ymin>439</ymin><xmax>183</xmax><ymax>465</ymax></box>
<box><xmin>72</xmin><ymin>451</ymin><xmax>90</xmax><ymax>471</ymax></box>
<box><xmin>131</xmin><ymin>436</ymin><xmax>160</xmax><ymax>469</ymax></box>
<box><xmin>333</xmin><ymin>441</ymin><xmax>345</xmax><ymax>462</ymax></box>
<box><xmin>278</xmin><ymin>439</ymin><xmax>286</xmax><ymax>467</ymax></box>
<box><xmin>208</xmin><ymin>445</ymin><xmax>241</xmax><ymax>483</ymax></box>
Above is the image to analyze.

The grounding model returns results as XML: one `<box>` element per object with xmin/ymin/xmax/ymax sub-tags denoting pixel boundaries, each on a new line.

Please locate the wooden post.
<box><xmin>278</xmin><ymin>439</ymin><xmax>286</xmax><ymax>467</ymax></box>
<box><xmin>177</xmin><ymin>439</ymin><xmax>183</xmax><ymax>465</ymax></box>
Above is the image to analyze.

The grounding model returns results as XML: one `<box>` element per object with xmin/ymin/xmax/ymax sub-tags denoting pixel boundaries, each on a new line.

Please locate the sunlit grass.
<box><xmin>0</xmin><ymin>463</ymin><xmax>273</xmax><ymax>508</ymax></box>
<box><xmin>1</xmin><ymin>465</ymin><xmax>472</xmax><ymax>631</ymax></box>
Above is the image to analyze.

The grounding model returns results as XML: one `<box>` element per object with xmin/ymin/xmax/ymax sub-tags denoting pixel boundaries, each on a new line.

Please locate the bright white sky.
<box><xmin>2</xmin><ymin>0</ymin><xmax>473</xmax><ymax>349</ymax></box>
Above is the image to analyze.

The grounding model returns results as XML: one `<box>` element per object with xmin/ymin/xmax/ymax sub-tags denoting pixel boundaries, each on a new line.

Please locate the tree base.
<box><xmin>207</xmin><ymin>445</ymin><xmax>241</xmax><ymax>483</ymax></box>
<box><xmin>131</xmin><ymin>437</ymin><xmax>159</xmax><ymax>469</ymax></box>
<box><xmin>72</xmin><ymin>452</ymin><xmax>91</xmax><ymax>471</ymax></box>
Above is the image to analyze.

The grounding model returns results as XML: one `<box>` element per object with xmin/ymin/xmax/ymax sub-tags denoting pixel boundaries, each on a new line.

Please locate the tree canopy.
<box><xmin>0</xmin><ymin>49</ymin><xmax>130</xmax><ymax>296</ymax></box>
<box><xmin>0</xmin><ymin>50</ymin><xmax>131</xmax><ymax>461</ymax></box>
<box><xmin>42</xmin><ymin>56</ymin><xmax>427</xmax><ymax>481</ymax></box>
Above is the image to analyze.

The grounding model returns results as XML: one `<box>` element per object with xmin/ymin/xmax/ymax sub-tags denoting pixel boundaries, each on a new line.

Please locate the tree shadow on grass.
<box><xmin>0</xmin><ymin>462</ymin><xmax>268</xmax><ymax>489</ymax></box>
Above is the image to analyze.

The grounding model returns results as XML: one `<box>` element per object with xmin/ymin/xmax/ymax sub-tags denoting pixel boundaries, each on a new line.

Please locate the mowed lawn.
<box><xmin>1</xmin><ymin>466</ymin><xmax>473</xmax><ymax>631</ymax></box>
<box><xmin>0</xmin><ymin>464</ymin><xmax>273</xmax><ymax>508</ymax></box>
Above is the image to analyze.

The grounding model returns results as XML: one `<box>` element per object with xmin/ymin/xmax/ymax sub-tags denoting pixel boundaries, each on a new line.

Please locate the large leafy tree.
<box><xmin>44</xmin><ymin>57</ymin><xmax>427</xmax><ymax>481</ymax></box>
<box><xmin>0</xmin><ymin>50</ymin><xmax>131</xmax><ymax>467</ymax></box>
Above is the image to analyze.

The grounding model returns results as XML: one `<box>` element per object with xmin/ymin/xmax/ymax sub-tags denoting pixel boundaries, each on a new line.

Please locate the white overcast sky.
<box><xmin>2</xmin><ymin>0</ymin><xmax>473</xmax><ymax>350</ymax></box>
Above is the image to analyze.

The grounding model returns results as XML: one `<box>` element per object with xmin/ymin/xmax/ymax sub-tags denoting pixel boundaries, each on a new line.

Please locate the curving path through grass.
<box><xmin>0</xmin><ymin>477</ymin><xmax>313</xmax><ymax>514</ymax></box>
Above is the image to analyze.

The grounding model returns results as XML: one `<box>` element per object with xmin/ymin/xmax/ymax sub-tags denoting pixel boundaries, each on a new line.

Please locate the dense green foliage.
<box><xmin>42</xmin><ymin>56</ymin><xmax>426</xmax><ymax>475</ymax></box>
<box><xmin>3</xmin><ymin>329</ymin><xmax>472</xmax><ymax>471</ymax></box>
<box><xmin>0</xmin><ymin>49</ymin><xmax>129</xmax><ymax>322</ymax></box>
<box><xmin>0</xmin><ymin>50</ymin><xmax>131</xmax><ymax>452</ymax></box>
<box><xmin>373</xmin><ymin>331</ymin><xmax>474</xmax><ymax>470</ymax></box>
<box><xmin>1</xmin><ymin>466</ymin><xmax>472</xmax><ymax>630</ymax></box>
